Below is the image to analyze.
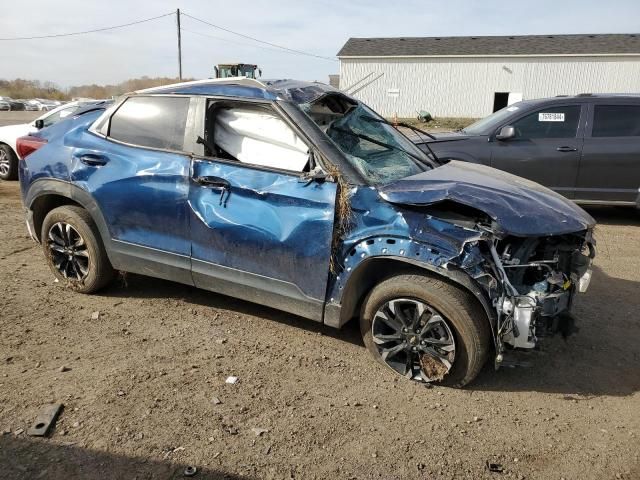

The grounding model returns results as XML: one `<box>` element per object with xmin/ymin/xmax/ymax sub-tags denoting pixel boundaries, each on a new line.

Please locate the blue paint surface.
<box><xmin>190</xmin><ymin>159</ymin><xmax>336</xmax><ymax>300</ymax></box>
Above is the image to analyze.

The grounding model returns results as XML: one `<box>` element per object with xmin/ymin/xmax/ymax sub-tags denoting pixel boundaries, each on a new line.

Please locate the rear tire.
<box><xmin>0</xmin><ymin>144</ymin><xmax>18</xmax><ymax>181</ymax></box>
<box><xmin>41</xmin><ymin>205</ymin><xmax>115</xmax><ymax>293</ymax></box>
<box><xmin>360</xmin><ymin>274</ymin><xmax>490</xmax><ymax>388</ymax></box>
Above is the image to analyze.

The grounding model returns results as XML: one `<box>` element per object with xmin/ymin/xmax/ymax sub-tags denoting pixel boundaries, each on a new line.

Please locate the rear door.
<box><xmin>72</xmin><ymin>95</ymin><xmax>193</xmax><ymax>283</ymax></box>
<box><xmin>188</xmin><ymin>98</ymin><xmax>337</xmax><ymax>321</ymax></box>
<box><xmin>490</xmin><ymin>104</ymin><xmax>585</xmax><ymax>198</ymax></box>
<box><xmin>575</xmin><ymin>102</ymin><xmax>640</xmax><ymax>203</ymax></box>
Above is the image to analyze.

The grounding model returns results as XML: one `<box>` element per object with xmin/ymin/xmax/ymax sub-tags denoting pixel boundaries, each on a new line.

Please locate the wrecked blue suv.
<box><xmin>18</xmin><ymin>79</ymin><xmax>596</xmax><ymax>387</ymax></box>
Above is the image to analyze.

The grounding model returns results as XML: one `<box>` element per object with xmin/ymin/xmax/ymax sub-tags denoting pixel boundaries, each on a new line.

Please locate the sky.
<box><xmin>1</xmin><ymin>0</ymin><xmax>640</xmax><ymax>88</ymax></box>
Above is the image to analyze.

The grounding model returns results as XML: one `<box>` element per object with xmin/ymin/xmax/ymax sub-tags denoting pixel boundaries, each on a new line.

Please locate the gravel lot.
<box><xmin>0</xmin><ymin>113</ymin><xmax>639</xmax><ymax>479</ymax></box>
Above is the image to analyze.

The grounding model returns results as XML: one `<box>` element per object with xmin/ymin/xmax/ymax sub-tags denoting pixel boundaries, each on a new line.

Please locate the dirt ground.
<box><xmin>0</xmin><ymin>149</ymin><xmax>639</xmax><ymax>479</ymax></box>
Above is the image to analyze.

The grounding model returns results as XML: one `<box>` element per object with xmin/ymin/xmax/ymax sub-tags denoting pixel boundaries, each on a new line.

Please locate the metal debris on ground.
<box><xmin>27</xmin><ymin>403</ymin><xmax>64</xmax><ymax>437</ymax></box>
<box><xmin>90</xmin><ymin>311</ymin><xmax>100</xmax><ymax>320</ymax></box>
<box><xmin>225</xmin><ymin>376</ymin><xmax>239</xmax><ymax>384</ymax></box>
<box><xmin>486</xmin><ymin>461</ymin><xmax>504</xmax><ymax>473</ymax></box>
<box><xmin>183</xmin><ymin>466</ymin><xmax>197</xmax><ymax>477</ymax></box>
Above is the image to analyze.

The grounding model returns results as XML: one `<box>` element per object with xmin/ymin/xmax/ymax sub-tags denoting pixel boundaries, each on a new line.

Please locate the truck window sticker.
<box><xmin>539</xmin><ymin>112</ymin><xmax>565</xmax><ymax>122</ymax></box>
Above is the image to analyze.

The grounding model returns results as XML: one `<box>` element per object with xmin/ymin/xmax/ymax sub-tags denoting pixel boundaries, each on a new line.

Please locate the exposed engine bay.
<box><xmin>479</xmin><ymin>231</ymin><xmax>595</xmax><ymax>362</ymax></box>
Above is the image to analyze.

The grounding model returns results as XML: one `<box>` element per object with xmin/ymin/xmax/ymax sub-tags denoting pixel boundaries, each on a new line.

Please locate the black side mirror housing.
<box><xmin>496</xmin><ymin>126</ymin><xmax>515</xmax><ymax>141</ymax></box>
<box><xmin>34</xmin><ymin>119</ymin><xmax>44</xmax><ymax>130</ymax></box>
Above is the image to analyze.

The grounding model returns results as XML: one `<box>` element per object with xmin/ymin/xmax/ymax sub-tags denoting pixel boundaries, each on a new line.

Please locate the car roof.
<box><xmin>520</xmin><ymin>93</ymin><xmax>640</xmax><ymax>107</ymax></box>
<box><xmin>134</xmin><ymin>77</ymin><xmax>342</xmax><ymax>105</ymax></box>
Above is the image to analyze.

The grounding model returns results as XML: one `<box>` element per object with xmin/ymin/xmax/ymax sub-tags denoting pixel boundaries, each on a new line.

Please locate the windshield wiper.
<box><xmin>330</xmin><ymin>126</ymin><xmax>427</xmax><ymax>166</ymax></box>
<box><xmin>362</xmin><ymin>116</ymin><xmax>440</xmax><ymax>163</ymax></box>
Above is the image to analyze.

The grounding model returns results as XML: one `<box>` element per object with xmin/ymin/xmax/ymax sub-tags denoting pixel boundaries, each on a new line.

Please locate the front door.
<box><xmin>490</xmin><ymin>104</ymin><xmax>585</xmax><ymax>198</ymax></box>
<box><xmin>189</xmin><ymin>100</ymin><xmax>337</xmax><ymax>321</ymax></box>
<box><xmin>576</xmin><ymin>103</ymin><xmax>640</xmax><ymax>203</ymax></box>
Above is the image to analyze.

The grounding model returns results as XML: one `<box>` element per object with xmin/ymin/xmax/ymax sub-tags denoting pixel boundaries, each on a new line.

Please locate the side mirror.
<box><xmin>34</xmin><ymin>119</ymin><xmax>44</xmax><ymax>130</ymax></box>
<box><xmin>496</xmin><ymin>126</ymin><xmax>515</xmax><ymax>141</ymax></box>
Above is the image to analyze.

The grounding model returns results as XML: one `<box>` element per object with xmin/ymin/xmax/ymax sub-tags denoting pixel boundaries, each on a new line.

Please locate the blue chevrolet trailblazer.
<box><xmin>17</xmin><ymin>78</ymin><xmax>595</xmax><ymax>387</ymax></box>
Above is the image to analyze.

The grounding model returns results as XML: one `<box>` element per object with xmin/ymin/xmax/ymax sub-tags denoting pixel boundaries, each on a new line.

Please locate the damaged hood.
<box><xmin>379</xmin><ymin>161</ymin><xmax>595</xmax><ymax>236</ymax></box>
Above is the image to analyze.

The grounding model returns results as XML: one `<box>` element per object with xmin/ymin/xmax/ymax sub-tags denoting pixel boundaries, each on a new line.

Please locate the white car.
<box><xmin>32</xmin><ymin>99</ymin><xmax>61</xmax><ymax>111</ymax></box>
<box><xmin>0</xmin><ymin>102</ymin><xmax>81</xmax><ymax>180</ymax></box>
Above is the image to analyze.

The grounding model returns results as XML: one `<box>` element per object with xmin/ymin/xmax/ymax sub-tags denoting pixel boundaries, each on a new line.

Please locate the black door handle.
<box><xmin>78</xmin><ymin>154</ymin><xmax>108</xmax><ymax>166</ymax></box>
<box><xmin>194</xmin><ymin>175</ymin><xmax>231</xmax><ymax>206</ymax></box>
<box><xmin>556</xmin><ymin>146</ymin><xmax>577</xmax><ymax>152</ymax></box>
<box><xmin>194</xmin><ymin>176</ymin><xmax>230</xmax><ymax>190</ymax></box>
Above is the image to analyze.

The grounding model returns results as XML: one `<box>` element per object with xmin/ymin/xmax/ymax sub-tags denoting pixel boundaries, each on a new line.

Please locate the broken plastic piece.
<box><xmin>486</xmin><ymin>461</ymin><xmax>504</xmax><ymax>473</ymax></box>
<box><xmin>27</xmin><ymin>403</ymin><xmax>63</xmax><ymax>437</ymax></box>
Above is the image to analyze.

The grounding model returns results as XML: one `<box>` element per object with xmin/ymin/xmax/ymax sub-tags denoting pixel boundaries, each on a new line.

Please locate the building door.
<box><xmin>493</xmin><ymin>92</ymin><xmax>509</xmax><ymax>112</ymax></box>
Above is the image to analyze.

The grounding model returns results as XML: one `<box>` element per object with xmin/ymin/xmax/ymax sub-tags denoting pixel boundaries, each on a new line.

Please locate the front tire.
<box><xmin>361</xmin><ymin>274</ymin><xmax>490</xmax><ymax>387</ymax></box>
<box><xmin>0</xmin><ymin>144</ymin><xmax>18</xmax><ymax>181</ymax></box>
<box><xmin>41</xmin><ymin>205</ymin><xmax>115</xmax><ymax>293</ymax></box>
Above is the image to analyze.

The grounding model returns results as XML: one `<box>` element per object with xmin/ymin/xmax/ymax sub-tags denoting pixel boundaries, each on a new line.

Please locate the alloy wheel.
<box><xmin>47</xmin><ymin>222</ymin><xmax>90</xmax><ymax>280</ymax></box>
<box><xmin>0</xmin><ymin>149</ymin><xmax>9</xmax><ymax>177</ymax></box>
<box><xmin>372</xmin><ymin>298</ymin><xmax>456</xmax><ymax>382</ymax></box>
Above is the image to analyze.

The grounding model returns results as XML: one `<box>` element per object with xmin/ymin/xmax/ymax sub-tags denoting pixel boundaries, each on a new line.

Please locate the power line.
<box><xmin>182</xmin><ymin>12</ymin><xmax>337</xmax><ymax>62</ymax></box>
<box><xmin>0</xmin><ymin>12</ymin><xmax>175</xmax><ymax>41</ymax></box>
<box><xmin>181</xmin><ymin>27</ymin><xmax>305</xmax><ymax>55</ymax></box>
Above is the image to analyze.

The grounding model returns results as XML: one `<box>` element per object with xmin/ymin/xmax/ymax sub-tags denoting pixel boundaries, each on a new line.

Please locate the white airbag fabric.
<box><xmin>214</xmin><ymin>108</ymin><xmax>309</xmax><ymax>171</ymax></box>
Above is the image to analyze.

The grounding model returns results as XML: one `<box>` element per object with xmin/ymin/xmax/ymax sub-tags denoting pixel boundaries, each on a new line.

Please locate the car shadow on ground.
<box><xmin>101</xmin><ymin>274</ymin><xmax>365</xmax><ymax>348</ymax></box>
<box><xmin>471</xmin><ymin>263</ymin><xmax>640</xmax><ymax>397</ymax></box>
<box><xmin>583</xmin><ymin>205</ymin><xmax>640</xmax><ymax>226</ymax></box>
<box><xmin>0</xmin><ymin>435</ymin><xmax>251</xmax><ymax>480</ymax></box>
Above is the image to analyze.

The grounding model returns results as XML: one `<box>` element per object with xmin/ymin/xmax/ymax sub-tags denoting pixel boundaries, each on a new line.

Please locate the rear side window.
<box><xmin>109</xmin><ymin>96</ymin><xmax>189</xmax><ymax>150</ymax></box>
<box><xmin>592</xmin><ymin>105</ymin><xmax>640</xmax><ymax>137</ymax></box>
<box><xmin>42</xmin><ymin>105</ymin><xmax>78</xmax><ymax>128</ymax></box>
<box><xmin>511</xmin><ymin>106</ymin><xmax>581</xmax><ymax>139</ymax></box>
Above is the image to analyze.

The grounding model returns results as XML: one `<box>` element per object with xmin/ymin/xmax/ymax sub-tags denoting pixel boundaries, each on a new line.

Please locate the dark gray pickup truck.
<box><xmin>413</xmin><ymin>95</ymin><xmax>640</xmax><ymax>206</ymax></box>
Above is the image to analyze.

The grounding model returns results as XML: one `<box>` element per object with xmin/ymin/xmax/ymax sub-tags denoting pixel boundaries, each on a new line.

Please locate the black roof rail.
<box><xmin>577</xmin><ymin>93</ymin><xmax>594</xmax><ymax>97</ymax></box>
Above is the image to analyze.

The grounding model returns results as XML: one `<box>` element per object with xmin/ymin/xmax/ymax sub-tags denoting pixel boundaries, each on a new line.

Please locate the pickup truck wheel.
<box><xmin>41</xmin><ymin>206</ymin><xmax>115</xmax><ymax>293</ymax></box>
<box><xmin>0</xmin><ymin>144</ymin><xmax>18</xmax><ymax>180</ymax></box>
<box><xmin>361</xmin><ymin>274</ymin><xmax>490</xmax><ymax>387</ymax></box>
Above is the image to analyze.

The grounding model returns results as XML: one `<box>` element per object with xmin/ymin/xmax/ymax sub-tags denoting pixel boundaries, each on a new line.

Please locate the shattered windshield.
<box><xmin>304</xmin><ymin>101</ymin><xmax>429</xmax><ymax>185</ymax></box>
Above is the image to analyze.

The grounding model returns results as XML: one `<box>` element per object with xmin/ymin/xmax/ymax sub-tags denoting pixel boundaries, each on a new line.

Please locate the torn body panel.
<box><xmin>326</xmin><ymin>184</ymin><xmax>595</xmax><ymax>364</ymax></box>
<box><xmin>190</xmin><ymin>158</ymin><xmax>337</xmax><ymax>320</ymax></box>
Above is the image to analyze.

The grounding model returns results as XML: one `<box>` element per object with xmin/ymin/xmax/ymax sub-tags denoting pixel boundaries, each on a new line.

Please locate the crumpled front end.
<box><xmin>486</xmin><ymin>230</ymin><xmax>595</xmax><ymax>355</ymax></box>
<box><xmin>400</xmin><ymin>205</ymin><xmax>596</xmax><ymax>358</ymax></box>
<box><xmin>328</xmin><ymin>185</ymin><xmax>596</xmax><ymax>369</ymax></box>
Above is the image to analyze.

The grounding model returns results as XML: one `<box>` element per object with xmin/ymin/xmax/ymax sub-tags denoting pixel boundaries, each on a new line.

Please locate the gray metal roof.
<box><xmin>337</xmin><ymin>34</ymin><xmax>640</xmax><ymax>57</ymax></box>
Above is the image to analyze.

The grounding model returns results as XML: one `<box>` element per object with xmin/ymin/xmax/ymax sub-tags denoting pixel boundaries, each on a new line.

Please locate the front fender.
<box><xmin>323</xmin><ymin>235</ymin><xmax>497</xmax><ymax>342</ymax></box>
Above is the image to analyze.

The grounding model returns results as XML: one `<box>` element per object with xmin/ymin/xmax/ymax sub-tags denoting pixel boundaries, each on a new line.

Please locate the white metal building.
<box><xmin>337</xmin><ymin>34</ymin><xmax>640</xmax><ymax>118</ymax></box>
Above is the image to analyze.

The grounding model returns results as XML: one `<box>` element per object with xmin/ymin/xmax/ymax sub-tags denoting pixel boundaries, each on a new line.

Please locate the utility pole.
<box><xmin>176</xmin><ymin>8</ymin><xmax>182</xmax><ymax>80</ymax></box>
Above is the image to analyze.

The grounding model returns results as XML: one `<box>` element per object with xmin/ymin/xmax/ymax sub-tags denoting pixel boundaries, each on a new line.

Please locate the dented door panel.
<box><xmin>189</xmin><ymin>158</ymin><xmax>337</xmax><ymax>320</ymax></box>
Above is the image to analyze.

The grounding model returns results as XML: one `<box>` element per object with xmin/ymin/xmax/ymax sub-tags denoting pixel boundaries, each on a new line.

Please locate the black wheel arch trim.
<box><xmin>324</xmin><ymin>255</ymin><xmax>497</xmax><ymax>345</ymax></box>
<box><xmin>25</xmin><ymin>178</ymin><xmax>114</xmax><ymax>258</ymax></box>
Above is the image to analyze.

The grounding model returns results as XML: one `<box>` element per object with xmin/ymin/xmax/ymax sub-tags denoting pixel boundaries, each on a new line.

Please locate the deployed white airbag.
<box><xmin>214</xmin><ymin>108</ymin><xmax>309</xmax><ymax>171</ymax></box>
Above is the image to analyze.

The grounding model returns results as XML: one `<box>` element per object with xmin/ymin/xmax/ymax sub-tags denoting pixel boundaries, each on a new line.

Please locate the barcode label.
<box><xmin>539</xmin><ymin>112</ymin><xmax>565</xmax><ymax>122</ymax></box>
